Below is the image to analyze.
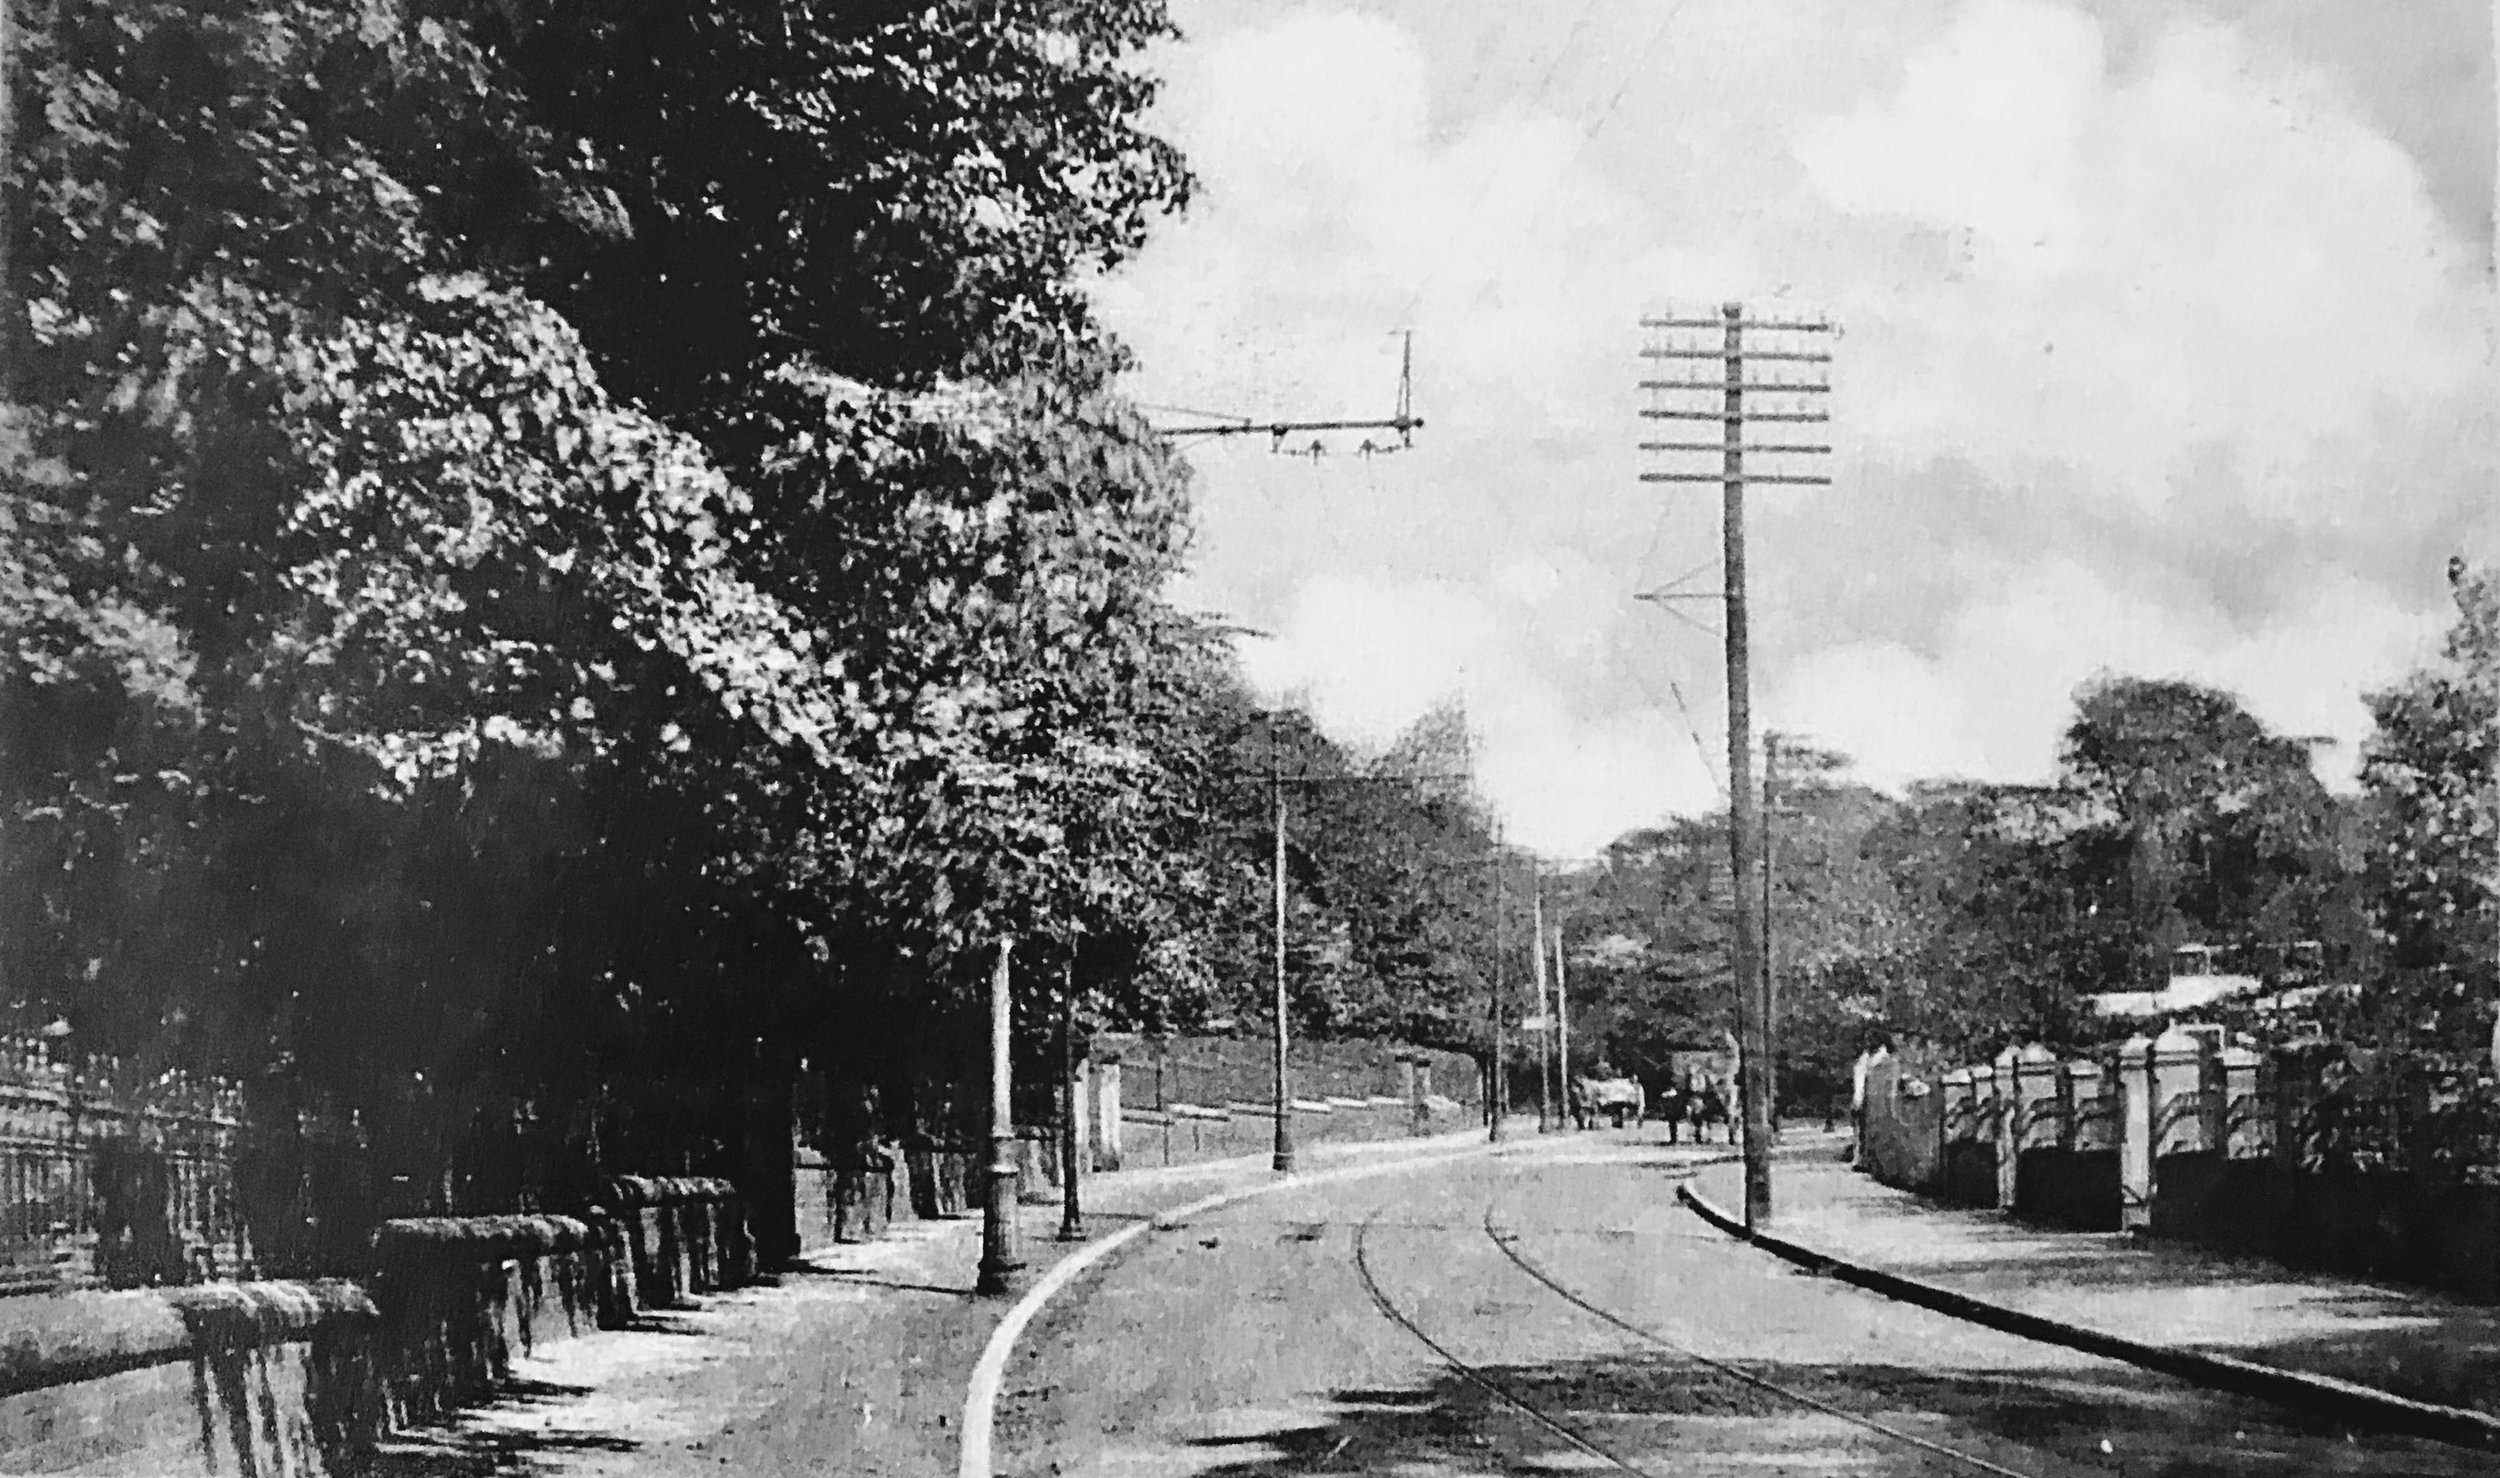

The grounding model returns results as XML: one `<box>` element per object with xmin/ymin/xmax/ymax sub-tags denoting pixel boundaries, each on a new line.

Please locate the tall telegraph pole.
<box><xmin>1638</xmin><ymin>302</ymin><xmax>1833</xmax><ymax>1228</ymax></box>
<box><xmin>1237</xmin><ymin>745</ymin><xmax>1464</xmax><ymax>1174</ymax></box>
<box><xmin>1761</xmin><ymin>732</ymin><xmax>1783</xmax><ymax>1138</ymax></box>
<box><xmin>1489</xmin><ymin>825</ymin><xmax>1508</xmax><ymax>1141</ymax></box>
<box><xmin>1553</xmin><ymin>918</ymin><xmax>1573</xmax><ymax>1127</ymax></box>
<box><xmin>1271</xmin><ymin>761</ymin><xmax>1294</xmax><ymax>1173</ymax></box>
<box><xmin>1532</xmin><ymin>880</ymin><xmax>1553</xmax><ymax>1133</ymax></box>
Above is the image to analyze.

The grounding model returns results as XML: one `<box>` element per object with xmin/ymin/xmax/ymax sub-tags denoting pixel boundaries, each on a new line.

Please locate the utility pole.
<box><xmin>1532</xmin><ymin>880</ymin><xmax>1552</xmax><ymax>1133</ymax></box>
<box><xmin>1489</xmin><ymin>825</ymin><xmax>1508</xmax><ymax>1142</ymax></box>
<box><xmin>976</xmin><ymin>940</ymin><xmax>1023</xmax><ymax>1295</ymax></box>
<box><xmin>1762</xmin><ymin>732</ymin><xmax>1781</xmax><ymax>1140</ymax></box>
<box><xmin>1553</xmin><ymin>918</ymin><xmax>1573</xmax><ymax>1128</ymax></box>
<box><xmin>1057</xmin><ymin>955</ymin><xmax>1086</xmax><ymax>1242</ymax></box>
<box><xmin>1639</xmin><ymin>301</ymin><xmax>1833</xmax><ymax>1228</ymax></box>
<box><xmin>1271</xmin><ymin>761</ymin><xmax>1294</xmax><ymax>1174</ymax></box>
<box><xmin>1227</xmin><ymin>740</ymin><xmax>1465</xmax><ymax>1174</ymax></box>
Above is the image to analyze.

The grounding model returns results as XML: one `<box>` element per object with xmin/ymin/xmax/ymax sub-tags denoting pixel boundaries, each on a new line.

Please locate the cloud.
<box><xmin>1104</xmin><ymin>0</ymin><xmax>2495</xmax><ymax>856</ymax></box>
<box><xmin>1771</xmin><ymin>556</ymin><xmax>2441</xmax><ymax>791</ymax></box>
<box><xmin>1238</xmin><ymin>571</ymin><xmax>1717</xmax><ymax>853</ymax></box>
<box><xmin>1790</xmin><ymin>1</ymin><xmax>2488</xmax><ymax>515</ymax></box>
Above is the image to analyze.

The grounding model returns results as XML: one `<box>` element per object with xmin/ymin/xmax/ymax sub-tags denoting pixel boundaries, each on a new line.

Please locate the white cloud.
<box><xmin>1105</xmin><ymin>0</ymin><xmax>2494</xmax><ymax>855</ymax></box>
<box><xmin>1771</xmin><ymin>556</ymin><xmax>2446</xmax><ymax>791</ymax></box>
<box><xmin>1239</xmin><ymin>571</ymin><xmax>1712</xmax><ymax>852</ymax></box>
<box><xmin>1793</xmin><ymin>0</ymin><xmax>2488</xmax><ymax>516</ymax></box>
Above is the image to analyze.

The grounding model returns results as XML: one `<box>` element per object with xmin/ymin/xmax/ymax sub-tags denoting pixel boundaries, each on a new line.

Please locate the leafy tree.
<box><xmin>2361</xmin><ymin>560</ymin><xmax>2499</xmax><ymax>1030</ymax></box>
<box><xmin>1859</xmin><ymin>781</ymin><xmax>2104</xmax><ymax>1055</ymax></box>
<box><xmin>1540</xmin><ymin>818</ymin><xmax>1737</xmax><ymax>1092</ymax></box>
<box><xmin>0</xmin><ymin>0</ymin><xmax>1212</xmax><ymax>1216</ymax></box>
<box><xmin>2060</xmin><ymin>676</ymin><xmax>2353</xmax><ymax>977</ymax></box>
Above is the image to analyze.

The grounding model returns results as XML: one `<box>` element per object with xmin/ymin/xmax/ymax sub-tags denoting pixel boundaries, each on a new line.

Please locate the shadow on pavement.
<box><xmin>1768</xmin><ymin>1173</ymin><xmax>2500</xmax><ymax>1417</ymax></box>
<box><xmin>813</xmin><ymin>1268</ymin><xmax>981</xmax><ymax>1298</ymax></box>
<box><xmin>356</xmin><ymin>1378</ymin><xmax>644</xmax><ymax>1477</ymax></box>
<box><xmin>1169</xmin><ymin>1352</ymin><xmax>2487</xmax><ymax>1477</ymax></box>
<box><xmin>2231</xmin><ymin>1327</ymin><xmax>2500</xmax><ymax>1418</ymax></box>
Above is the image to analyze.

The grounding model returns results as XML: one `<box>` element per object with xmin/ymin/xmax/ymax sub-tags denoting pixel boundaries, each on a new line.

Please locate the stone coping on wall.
<box><xmin>376</xmin><ymin>1214</ymin><xmax>599</xmax><ymax>1258</ymax></box>
<box><xmin>0</xmin><ymin>1279</ymin><xmax>377</xmax><ymax>1399</ymax></box>
<box><xmin>603</xmin><ymin>1175</ymin><xmax>739</xmax><ymax>1206</ymax></box>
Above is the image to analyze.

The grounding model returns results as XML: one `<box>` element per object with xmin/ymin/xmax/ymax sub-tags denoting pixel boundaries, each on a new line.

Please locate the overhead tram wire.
<box><xmin>1650</xmin><ymin>670</ymin><xmax>1728</xmax><ymax>804</ymax></box>
<box><xmin>1152</xmin><ymin>4</ymin><xmax>1698</xmax><ymax>462</ymax></box>
<box><xmin>1390</xmin><ymin>0</ymin><xmax>1696</xmax><ymax>330</ymax></box>
<box><xmin>1523</xmin><ymin>0</ymin><xmax>1609</xmax><ymax>120</ymax></box>
<box><xmin>1146</xmin><ymin>332</ymin><xmax>1422</xmax><ymax>457</ymax></box>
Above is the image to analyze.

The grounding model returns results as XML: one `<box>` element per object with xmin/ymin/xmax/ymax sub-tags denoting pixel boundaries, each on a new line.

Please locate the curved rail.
<box><xmin>1349</xmin><ymin>1209</ymin><xmax>1648</xmax><ymax>1474</ymax></box>
<box><xmin>1481</xmin><ymin>1202</ymin><xmax>2054</xmax><ymax>1478</ymax></box>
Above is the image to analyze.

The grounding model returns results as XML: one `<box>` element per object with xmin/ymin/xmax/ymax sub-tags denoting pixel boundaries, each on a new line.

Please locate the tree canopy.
<box><xmin>0</xmin><ymin>0</ymin><xmax>1223</xmax><ymax>1200</ymax></box>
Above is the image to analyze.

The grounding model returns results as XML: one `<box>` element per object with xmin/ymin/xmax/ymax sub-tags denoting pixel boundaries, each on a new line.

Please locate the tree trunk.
<box><xmin>742</xmin><ymin>1042</ymin><xmax>800</xmax><ymax>1267</ymax></box>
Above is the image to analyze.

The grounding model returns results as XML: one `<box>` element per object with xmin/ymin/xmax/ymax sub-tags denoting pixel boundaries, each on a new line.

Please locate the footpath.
<box><xmin>360</xmin><ymin>1124</ymin><xmax>1515</xmax><ymax>1478</ymax></box>
<box><xmin>1691</xmin><ymin>1148</ymin><xmax>2500</xmax><ymax>1444</ymax></box>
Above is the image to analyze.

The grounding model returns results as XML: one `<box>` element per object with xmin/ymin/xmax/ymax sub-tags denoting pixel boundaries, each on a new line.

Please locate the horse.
<box><xmin>1685</xmin><ymin>1085</ymin><xmax>1733</xmax><ymax>1143</ymax></box>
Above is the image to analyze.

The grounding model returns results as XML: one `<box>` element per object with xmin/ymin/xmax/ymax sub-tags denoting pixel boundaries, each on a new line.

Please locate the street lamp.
<box><xmin>976</xmin><ymin>939</ymin><xmax>1023</xmax><ymax>1296</ymax></box>
<box><xmin>1057</xmin><ymin>953</ymin><xmax>1086</xmax><ymax>1242</ymax></box>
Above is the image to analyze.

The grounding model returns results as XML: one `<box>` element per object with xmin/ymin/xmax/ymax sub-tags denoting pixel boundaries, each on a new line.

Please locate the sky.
<box><xmin>1089</xmin><ymin>0</ymin><xmax>2500</xmax><ymax>857</ymax></box>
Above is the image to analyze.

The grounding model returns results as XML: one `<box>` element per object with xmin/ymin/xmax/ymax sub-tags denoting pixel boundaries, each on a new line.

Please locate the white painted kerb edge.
<box><xmin>956</xmin><ymin>1141</ymin><xmax>1508</xmax><ymax>1477</ymax></box>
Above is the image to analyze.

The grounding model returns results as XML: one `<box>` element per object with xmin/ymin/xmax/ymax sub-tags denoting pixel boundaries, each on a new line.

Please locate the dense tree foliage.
<box><xmin>1556</xmin><ymin>677</ymin><xmax>2383</xmax><ymax>1111</ymax></box>
<box><xmin>2358</xmin><ymin>561</ymin><xmax>2499</xmax><ymax>1046</ymax></box>
<box><xmin>0</xmin><ymin>0</ymin><xmax>1535</xmax><ymax>1206</ymax></box>
<box><xmin>0</xmin><ymin>0</ymin><xmax>1219</xmax><ymax>1206</ymax></box>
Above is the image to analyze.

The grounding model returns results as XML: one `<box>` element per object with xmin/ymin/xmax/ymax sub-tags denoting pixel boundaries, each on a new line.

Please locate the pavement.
<box><xmin>355</xmin><ymin>1122</ymin><xmax>1515</xmax><ymax>1477</ymax></box>
<box><xmin>1691</xmin><ymin>1143</ymin><xmax>2500</xmax><ymax>1438</ymax></box>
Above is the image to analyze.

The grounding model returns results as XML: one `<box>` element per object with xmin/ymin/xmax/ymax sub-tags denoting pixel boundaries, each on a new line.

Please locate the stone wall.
<box><xmin>0</xmin><ymin>1280</ymin><xmax>381</xmax><ymax>1475</ymax></box>
<box><xmin>0</xmin><ymin>1176</ymin><xmax>752</xmax><ymax>1475</ymax></box>
<box><xmin>1855</xmin><ymin>1052</ymin><xmax>1942</xmax><ymax>1194</ymax></box>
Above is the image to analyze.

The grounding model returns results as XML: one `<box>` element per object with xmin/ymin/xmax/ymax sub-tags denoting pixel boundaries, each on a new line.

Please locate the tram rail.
<box><xmin>1482</xmin><ymin>1201</ymin><xmax>2047</xmax><ymax>1478</ymax></box>
<box><xmin>1348</xmin><ymin>1170</ymin><xmax>2065</xmax><ymax>1478</ymax></box>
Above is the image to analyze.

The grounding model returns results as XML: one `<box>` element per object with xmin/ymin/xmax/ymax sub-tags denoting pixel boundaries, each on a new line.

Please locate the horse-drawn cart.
<box><xmin>1575</xmin><ymin>1075</ymin><xmax>1646</xmax><ymax>1129</ymax></box>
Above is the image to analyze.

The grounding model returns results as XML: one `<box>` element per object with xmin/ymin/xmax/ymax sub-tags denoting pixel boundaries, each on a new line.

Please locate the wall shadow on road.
<box><xmin>1172</xmin><ymin>1352</ymin><xmax>2484</xmax><ymax>1477</ymax></box>
<box><xmin>352</xmin><ymin>1378</ymin><xmax>644</xmax><ymax>1477</ymax></box>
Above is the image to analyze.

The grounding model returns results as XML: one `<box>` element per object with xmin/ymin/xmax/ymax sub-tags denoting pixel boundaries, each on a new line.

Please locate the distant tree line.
<box><xmin>1552</xmin><ymin>575</ymin><xmax>2499</xmax><ymax>1111</ymax></box>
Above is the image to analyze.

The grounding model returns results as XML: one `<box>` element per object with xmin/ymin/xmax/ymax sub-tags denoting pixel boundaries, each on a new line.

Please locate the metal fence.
<box><xmin>0</xmin><ymin>1034</ymin><xmax>367</xmax><ymax>1295</ymax></box>
<box><xmin>2280</xmin><ymin>1050</ymin><xmax>2500</xmax><ymax>1183</ymax></box>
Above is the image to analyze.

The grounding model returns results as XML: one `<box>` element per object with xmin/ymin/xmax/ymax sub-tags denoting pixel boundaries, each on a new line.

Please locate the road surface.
<box><xmin>993</xmin><ymin>1132</ymin><xmax>2483</xmax><ymax>1476</ymax></box>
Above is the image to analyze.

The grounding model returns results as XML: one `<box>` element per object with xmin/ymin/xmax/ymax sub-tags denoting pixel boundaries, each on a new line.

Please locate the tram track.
<box><xmin>1480</xmin><ymin>1201</ymin><xmax>2055</xmax><ymax>1478</ymax></box>
<box><xmin>1351</xmin><ymin>1208</ymin><xmax>1651</xmax><ymax>1473</ymax></box>
<box><xmin>1345</xmin><ymin>1161</ymin><xmax>2073</xmax><ymax>1478</ymax></box>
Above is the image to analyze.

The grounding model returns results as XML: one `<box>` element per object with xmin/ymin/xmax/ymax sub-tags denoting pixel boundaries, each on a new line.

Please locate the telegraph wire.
<box><xmin>1524</xmin><ymin>0</ymin><xmax>1608</xmax><ymax>117</ymax></box>
<box><xmin>1583</xmin><ymin>0</ymin><xmax>1697</xmax><ymax>147</ymax></box>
